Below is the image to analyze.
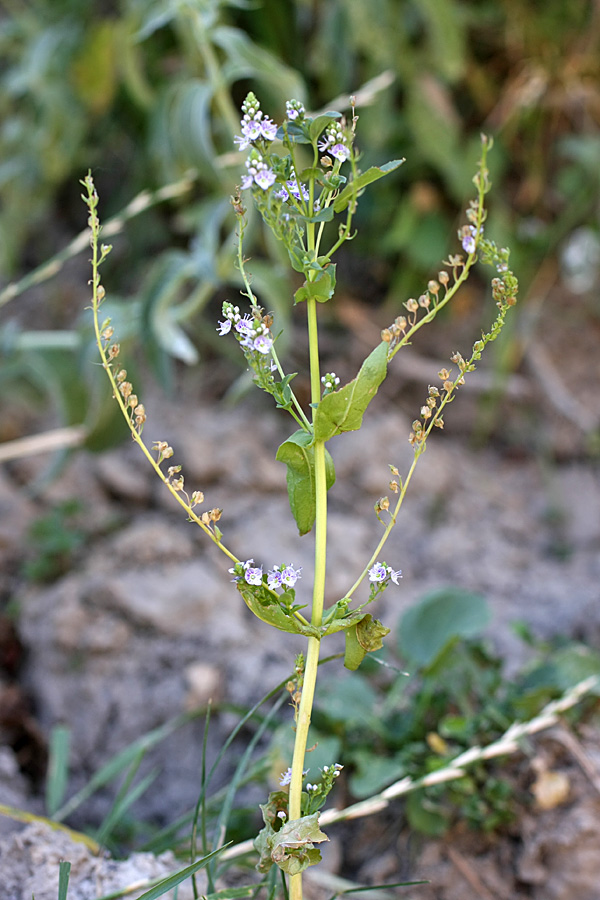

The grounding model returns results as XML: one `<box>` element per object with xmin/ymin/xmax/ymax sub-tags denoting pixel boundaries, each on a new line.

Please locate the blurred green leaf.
<box><xmin>398</xmin><ymin>588</ymin><xmax>490</xmax><ymax>668</ymax></box>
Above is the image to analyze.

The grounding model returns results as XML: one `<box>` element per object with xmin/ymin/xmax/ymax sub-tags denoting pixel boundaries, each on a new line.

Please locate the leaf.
<box><xmin>349</xmin><ymin>751</ymin><xmax>405</xmax><ymax>798</ymax></box>
<box><xmin>333</xmin><ymin>159</ymin><xmax>404</xmax><ymax>212</ymax></box>
<box><xmin>356</xmin><ymin>614</ymin><xmax>390</xmax><ymax>652</ymax></box>
<box><xmin>58</xmin><ymin>860</ymin><xmax>71</xmax><ymax>900</ymax></box>
<box><xmin>344</xmin><ymin>624</ymin><xmax>367</xmax><ymax>671</ymax></box>
<box><xmin>292</xmin><ymin>206</ymin><xmax>336</xmax><ymax>226</ymax></box>
<box><xmin>308</xmin><ymin>112</ymin><xmax>342</xmax><ymax>142</ymax></box>
<box><xmin>293</xmin><ymin>266</ymin><xmax>336</xmax><ymax>304</ymax></box>
<box><xmin>46</xmin><ymin>725</ymin><xmax>70</xmax><ymax>817</ymax></box>
<box><xmin>405</xmin><ymin>792</ymin><xmax>450</xmax><ymax>837</ymax></box>
<box><xmin>313</xmin><ymin>342</ymin><xmax>388</xmax><ymax>442</ymax></box>
<box><xmin>213</xmin><ymin>26</ymin><xmax>306</xmax><ymax>101</ymax></box>
<box><xmin>135</xmin><ymin>846</ymin><xmax>228</xmax><ymax>900</ymax></box>
<box><xmin>276</xmin><ymin>430</ymin><xmax>336</xmax><ymax>535</ymax></box>
<box><xmin>236</xmin><ymin>581</ymin><xmax>320</xmax><ymax>638</ymax></box>
<box><xmin>269</xmin><ymin>813</ymin><xmax>329</xmax><ymax>876</ymax></box>
<box><xmin>398</xmin><ymin>588</ymin><xmax>490</xmax><ymax>668</ymax></box>
<box><xmin>344</xmin><ymin>615</ymin><xmax>390</xmax><ymax>670</ymax></box>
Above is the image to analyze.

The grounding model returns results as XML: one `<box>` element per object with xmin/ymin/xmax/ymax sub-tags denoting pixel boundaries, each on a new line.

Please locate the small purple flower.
<box><xmin>317</xmin><ymin>137</ymin><xmax>330</xmax><ymax>153</ymax></box>
<box><xmin>267</xmin><ymin>568</ymin><xmax>283</xmax><ymax>589</ymax></box>
<box><xmin>368</xmin><ymin>562</ymin><xmax>402</xmax><ymax>585</ymax></box>
<box><xmin>234</xmin><ymin>134</ymin><xmax>251</xmax><ymax>152</ymax></box>
<box><xmin>462</xmin><ymin>234</ymin><xmax>476</xmax><ymax>254</ymax></box>
<box><xmin>245</xmin><ymin>565</ymin><xmax>263</xmax><ymax>586</ymax></box>
<box><xmin>235</xmin><ymin>316</ymin><xmax>254</xmax><ymax>335</ymax></box>
<box><xmin>286</xmin><ymin>99</ymin><xmax>305</xmax><ymax>121</ymax></box>
<box><xmin>461</xmin><ymin>225</ymin><xmax>480</xmax><ymax>255</ymax></box>
<box><xmin>389</xmin><ymin>568</ymin><xmax>402</xmax><ymax>585</ymax></box>
<box><xmin>369</xmin><ymin>563</ymin><xmax>388</xmax><ymax>583</ymax></box>
<box><xmin>260</xmin><ymin>117</ymin><xmax>278</xmax><ymax>141</ymax></box>
<box><xmin>280</xmin><ymin>564</ymin><xmax>302</xmax><ymax>587</ymax></box>
<box><xmin>216</xmin><ymin>318</ymin><xmax>232</xmax><ymax>336</ymax></box>
<box><xmin>242</xmin><ymin>118</ymin><xmax>262</xmax><ymax>141</ymax></box>
<box><xmin>240</xmin><ymin>174</ymin><xmax>254</xmax><ymax>190</ymax></box>
<box><xmin>330</xmin><ymin>143</ymin><xmax>350</xmax><ymax>162</ymax></box>
<box><xmin>279</xmin><ymin>767</ymin><xmax>292</xmax><ymax>786</ymax></box>
<box><xmin>253</xmin><ymin>334</ymin><xmax>273</xmax><ymax>354</ymax></box>
<box><xmin>253</xmin><ymin>166</ymin><xmax>277</xmax><ymax>190</ymax></box>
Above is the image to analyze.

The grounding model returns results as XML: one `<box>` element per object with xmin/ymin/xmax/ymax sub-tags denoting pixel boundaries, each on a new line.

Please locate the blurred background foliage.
<box><xmin>0</xmin><ymin>0</ymin><xmax>599</xmax><ymax>457</ymax></box>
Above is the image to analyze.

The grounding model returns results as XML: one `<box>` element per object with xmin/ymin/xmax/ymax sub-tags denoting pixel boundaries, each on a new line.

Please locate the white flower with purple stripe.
<box><xmin>244</xmin><ymin>564</ymin><xmax>263</xmax><ymax>586</ymax></box>
<box><xmin>368</xmin><ymin>562</ymin><xmax>402</xmax><ymax>584</ymax></box>
<box><xmin>253</xmin><ymin>333</ymin><xmax>273</xmax><ymax>354</ymax></box>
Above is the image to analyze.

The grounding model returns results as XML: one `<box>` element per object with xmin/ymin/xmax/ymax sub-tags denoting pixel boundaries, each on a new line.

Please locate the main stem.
<box><xmin>288</xmin><ymin>294</ymin><xmax>327</xmax><ymax>900</ymax></box>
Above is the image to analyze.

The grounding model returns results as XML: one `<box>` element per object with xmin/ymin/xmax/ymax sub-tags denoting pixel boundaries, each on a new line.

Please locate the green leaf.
<box><xmin>276</xmin><ymin>430</ymin><xmax>336</xmax><ymax>535</ymax></box>
<box><xmin>313</xmin><ymin>342</ymin><xmax>388</xmax><ymax>442</ymax></box>
<box><xmin>333</xmin><ymin>159</ymin><xmax>404</xmax><ymax>212</ymax></box>
<box><xmin>269</xmin><ymin>813</ymin><xmax>329</xmax><ymax>876</ymax></box>
<box><xmin>58</xmin><ymin>861</ymin><xmax>71</xmax><ymax>900</ymax></box>
<box><xmin>294</xmin><ymin>266</ymin><xmax>336</xmax><ymax>304</ymax></box>
<box><xmin>349</xmin><ymin>751</ymin><xmax>405</xmax><ymax>799</ymax></box>
<box><xmin>213</xmin><ymin>26</ymin><xmax>306</xmax><ymax>101</ymax></box>
<box><xmin>135</xmin><ymin>846</ymin><xmax>228</xmax><ymax>900</ymax></box>
<box><xmin>356</xmin><ymin>614</ymin><xmax>390</xmax><ymax>652</ymax></box>
<box><xmin>344</xmin><ymin>615</ymin><xmax>390</xmax><ymax>670</ymax></box>
<box><xmin>46</xmin><ymin>725</ymin><xmax>70</xmax><ymax>817</ymax></box>
<box><xmin>236</xmin><ymin>581</ymin><xmax>320</xmax><ymax>637</ymax></box>
<box><xmin>398</xmin><ymin>588</ymin><xmax>490</xmax><ymax>668</ymax></box>
<box><xmin>405</xmin><ymin>792</ymin><xmax>450</xmax><ymax>837</ymax></box>
<box><xmin>344</xmin><ymin>624</ymin><xmax>367</xmax><ymax>671</ymax></box>
<box><xmin>292</xmin><ymin>206</ymin><xmax>336</xmax><ymax>226</ymax></box>
<box><xmin>308</xmin><ymin>112</ymin><xmax>342</xmax><ymax>142</ymax></box>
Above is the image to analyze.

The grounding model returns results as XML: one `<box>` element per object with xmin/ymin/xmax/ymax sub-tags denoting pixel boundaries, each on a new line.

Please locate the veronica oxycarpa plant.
<box><xmin>82</xmin><ymin>91</ymin><xmax>518</xmax><ymax>899</ymax></box>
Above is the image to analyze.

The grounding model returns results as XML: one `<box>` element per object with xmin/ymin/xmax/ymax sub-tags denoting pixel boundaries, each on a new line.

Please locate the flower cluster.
<box><xmin>320</xmin><ymin>372</ymin><xmax>340</xmax><ymax>395</ymax></box>
<box><xmin>285</xmin><ymin>99</ymin><xmax>305</xmax><ymax>121</ymax></box>
<box><xmin>267</xmin><ymin>563</ymin><xmax>303</xmax><ymax>590</ymax></box>
<box><xmin>217</xmin><ymin>301</ymin><xmax>274</xmax><ymax>355</ymax></box>
<box><xmin>318</xmin><ymin>122</ymin><xmax>351</xmax><ymax>162</ymax></box>
<box><xmin>274</xmin><ymin>166</ymin><xmax>310</xmax><ymax>204</ymax></box>
<box><xmin>229</xmin><ymin>559</ymin><xmax>264</xmax><ymax>585</ymax></box>
<box><xmin>367</xmin><ymin>560</ymin><xmax>402</xmax><ymax>603</ymax></box>
<box><xmin>229</xmin><ymin>559</ymin><xmax>302</xmax><ymax>592</ymax></box>
<box><xmin>368</xmin><ymin>562</ymin><xmax>402</xmax><ymax>585</ymax></box>
<box><xmin>235</xmin><ymin>92</ymin><xmax>307</xmax><ymax>195</ymax></box>
<box><xmin>302</xmin><ymin>763</ymin><xmax>344</xmax><ymax>816</ymax></box>
<box><xmin>234</xmin><ymin>91</ymin><xmax>278</xmax><ymax>152</ymax></box>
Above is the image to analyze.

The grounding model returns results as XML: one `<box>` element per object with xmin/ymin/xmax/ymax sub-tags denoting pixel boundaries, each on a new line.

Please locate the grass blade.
<box><xmin>46</xmin><ymin>725</ymin><xmax>70</xmax><ymax>818</ymax></box>
<box><xmin>58</xmin><ymin>860</ymin><xmax>71</xmax><ymax>900</ymax></box>
<box><xmin>53</xmin><ymin>709</ymin><xmax>205</xmax><ymax>822</ymax></box>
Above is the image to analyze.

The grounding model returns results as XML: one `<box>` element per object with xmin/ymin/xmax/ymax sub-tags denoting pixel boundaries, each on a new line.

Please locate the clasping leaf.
<box><xmin>313</xmin><ymin>341</ymin><xmax>388</xmax><ymax>442</ymax></box>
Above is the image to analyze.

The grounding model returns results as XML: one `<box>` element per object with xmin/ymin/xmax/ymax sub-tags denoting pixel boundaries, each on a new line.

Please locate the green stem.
<box><xmin>288</xmin><ymin>291</ymin><xmax>328</xmax><ymax>900</ymax></box>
